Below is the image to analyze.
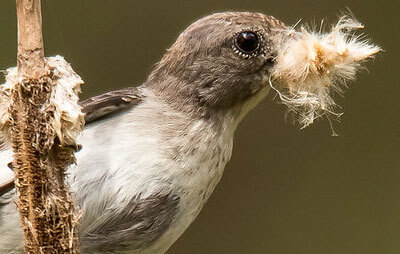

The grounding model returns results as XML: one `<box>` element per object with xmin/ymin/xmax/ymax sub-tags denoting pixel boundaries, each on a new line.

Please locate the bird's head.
<box><xmin>146</xmin><ymin>12</ymin><xmax>379</xmax><ymax>127</ymax></box>
<box><xmin>147</xmin><ymin>12</ymin><xmax>284</xmax><ymax>120</ymax></box>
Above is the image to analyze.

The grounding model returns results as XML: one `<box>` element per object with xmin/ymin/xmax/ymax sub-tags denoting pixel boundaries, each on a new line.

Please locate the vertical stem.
<box><xmin>16</xmin><ymin>0</ymin><xmax>45</xmax><ymax>78</ymax></box>
<box><xmin>12</xmin><ymin>0</ymin><xmax>79</xmax><ymax>253</ymax></box>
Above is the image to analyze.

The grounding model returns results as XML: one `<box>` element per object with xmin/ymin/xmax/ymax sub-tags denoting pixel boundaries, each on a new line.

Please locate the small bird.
<box><xmin>0</xmin><ymin>12</ymin><xmax>378</xmax><ymax>253</ymax></box>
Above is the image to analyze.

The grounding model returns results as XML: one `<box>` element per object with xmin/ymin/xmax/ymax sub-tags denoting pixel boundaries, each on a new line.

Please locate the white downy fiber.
<box><xmin>271</xmin><ymin>15</ymin><xmax>380</xmax><ymax>129</ymax></box>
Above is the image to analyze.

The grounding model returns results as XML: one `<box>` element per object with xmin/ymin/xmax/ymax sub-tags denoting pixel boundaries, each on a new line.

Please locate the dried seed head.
<box><xmin>270</xmin><ymin>15</ymin><xmax>380</xmax><ymax>129</ymax></box>
<box><xmin>0</xmin><ymin>56</ymin><xmax>84</xmax><ymax>145</ymax></box>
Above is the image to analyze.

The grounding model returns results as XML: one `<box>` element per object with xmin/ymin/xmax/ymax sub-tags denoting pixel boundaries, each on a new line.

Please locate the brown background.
<box><xmin>0</xmin><ymin>0</ymin><xmax>399</xmax><ymax>253</ymax></box>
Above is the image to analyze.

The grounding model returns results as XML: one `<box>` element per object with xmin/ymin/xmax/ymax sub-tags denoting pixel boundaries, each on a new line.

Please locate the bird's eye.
<box><xmin>235</xmin><ymin>31</ymin><xmax>260</xmax><ymax>55</ymax></box>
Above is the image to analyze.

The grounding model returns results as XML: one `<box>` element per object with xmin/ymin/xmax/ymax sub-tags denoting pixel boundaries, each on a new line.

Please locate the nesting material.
<box><xmin>270</xmin><ymin>15</ymin><xmax>380</xmax><ymax>128</ymax></box>
<box><xmin>0</xmin><ymin>55</ymin><xmax>84</xmax><ymax>145</ymax></box>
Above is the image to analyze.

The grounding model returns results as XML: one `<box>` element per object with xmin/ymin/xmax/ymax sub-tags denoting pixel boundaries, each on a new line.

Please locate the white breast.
<box><xmin>143</xmin><ymin>118</ymin><xmax>235</xmax><ymax>253</ymax></box>
<box><xmin>66</xmin><ymin>95</ymin><xmax>237</xmax><ymax>253</ymax></box>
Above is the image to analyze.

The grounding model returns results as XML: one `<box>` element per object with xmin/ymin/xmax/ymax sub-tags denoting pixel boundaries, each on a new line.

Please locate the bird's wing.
<box><xmin>0</xmin><ymin>86</ymin><xmax>143</xmax><ymax>195</ymax></box>
<box><xmin>81</xmin><ymin>87</ymin><xmax>143</xmax><ymax>124</ymax></box>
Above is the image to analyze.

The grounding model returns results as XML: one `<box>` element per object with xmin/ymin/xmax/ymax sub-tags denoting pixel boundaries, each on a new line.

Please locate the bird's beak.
<box><xmin>268</xmin><ymin>15</ymin><xmax>380</xmax><ymax>128</ymax></box>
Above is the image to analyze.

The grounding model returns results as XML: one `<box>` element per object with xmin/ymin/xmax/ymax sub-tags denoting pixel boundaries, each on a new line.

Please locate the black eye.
<box><xmin>235</xmin><ymin>31</ymin><xmax>260</xmax><ymax>54</ymax></box>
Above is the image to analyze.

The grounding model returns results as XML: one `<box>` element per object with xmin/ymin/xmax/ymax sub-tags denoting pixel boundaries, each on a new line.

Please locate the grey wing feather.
<box><xmin>0</xmin><ymin>181</ymin><xmax>13</xmax><ymax>197</ymax></box>
<box><xmin>81</xmin><ymin>87</ymin><xmax>143</xmax><ymax>124</ymax></box>
<box><xmin>81</xmin><ymin>191</ymin><xmax>179</xmax><ymax>253</ymax></box>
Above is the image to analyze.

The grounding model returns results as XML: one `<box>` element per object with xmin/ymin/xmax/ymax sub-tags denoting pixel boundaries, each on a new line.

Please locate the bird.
<box><xmin>0</xmin><ymin>11</ymin><xmax>378</xmax><ymax>254</ymax></box>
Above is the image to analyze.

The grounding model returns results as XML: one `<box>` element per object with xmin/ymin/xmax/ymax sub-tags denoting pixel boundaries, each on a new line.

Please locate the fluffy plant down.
<box><xmin>270</xmin><ymin>15</ymin><xmax>380</xmax><ymax>129</ymax></box>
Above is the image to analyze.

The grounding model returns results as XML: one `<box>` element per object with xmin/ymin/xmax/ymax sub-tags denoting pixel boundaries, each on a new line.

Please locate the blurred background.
<box><xmin>0</xmin><ymin>0</ymin><xmax>398</xmax><ymax>253</ymax></box>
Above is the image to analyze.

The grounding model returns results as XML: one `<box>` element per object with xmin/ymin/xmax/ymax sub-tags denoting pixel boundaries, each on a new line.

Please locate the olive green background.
<box><xmin>0</xmin><ymin>0</ymin><xmax>398</xmax><ymax>253</ymax></box>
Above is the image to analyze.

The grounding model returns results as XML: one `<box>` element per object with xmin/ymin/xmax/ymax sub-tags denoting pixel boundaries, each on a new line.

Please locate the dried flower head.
<box><xmin>0</xmin><ymin>56</ymin><xmax>84</xmax><ymax>145</ymax></box>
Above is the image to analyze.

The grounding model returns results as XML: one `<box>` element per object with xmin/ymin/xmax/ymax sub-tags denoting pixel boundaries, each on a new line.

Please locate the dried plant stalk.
<box><xmin>11</xmin><ymin>75</ymin><xmax>80</xmax><ymax>253</ymax></box>
<box><xmin>10</xmin><ymin>0</ymin><xmax>82</xmax><ymax>252</ymax></box>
